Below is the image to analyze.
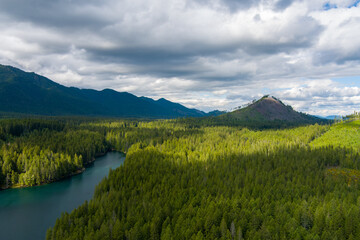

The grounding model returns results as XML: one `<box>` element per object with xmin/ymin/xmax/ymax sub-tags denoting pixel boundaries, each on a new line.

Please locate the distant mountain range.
<box><xmin>320</xmin><ymin>115</ymin><xmax>344</xmax><ymax>120</ymax></box>
<box><xmin>0</xmin><ymin>64</ymin><xmax>223</xmax><ymax>118</ymax></box>
<box><xmin>0</xmin><ymin>64</ymin><xmax>331</xmax><ymax>124</ymax></box>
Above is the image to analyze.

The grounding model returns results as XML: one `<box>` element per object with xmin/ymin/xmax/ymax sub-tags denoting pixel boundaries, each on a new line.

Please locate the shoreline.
<box><xmin>0</xmin><ymin>150</ymin><xmax>124</xmax><ymax>191</ymax></box>
<box><xmin>0</xmin><ymin>167</ymin><xmax>87</xmax><ymax>191</ymax></box>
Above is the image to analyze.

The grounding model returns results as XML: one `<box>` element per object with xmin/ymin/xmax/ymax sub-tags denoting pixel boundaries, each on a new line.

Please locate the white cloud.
<box><xmin>273</xmin><ymin>79</ymin><xmax>360</xmax><ymax>115</ymax></box>
<box><xmin>0</xmin><ymin>0</ymin><xmax>359</xmax><ymax>115</ymax></box>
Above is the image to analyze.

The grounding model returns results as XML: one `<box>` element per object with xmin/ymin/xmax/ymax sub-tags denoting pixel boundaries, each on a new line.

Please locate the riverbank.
<box><xmin>0</xmin><ymin>167</ymin><xmax>86</xmax><ymax>191</ymax></box>
<box><xmin>0</xmin><ymin>150</ymin><xmax>123</xmax><ymax>191</ymax></box>
<box><xmin>0</xmin><ymin>152</ymin><xmax>126</xmax><ymax>240</ymax></box>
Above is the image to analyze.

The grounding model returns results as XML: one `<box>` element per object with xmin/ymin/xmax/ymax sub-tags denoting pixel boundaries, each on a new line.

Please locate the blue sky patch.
<box><xmin>333</xmin><ymin>75</ymin><xmax>360</xmax><ymax>87</ymax></box>
<box><xmin>323</xmin><ymin>2</ymin><xmax>337</xmax><ymax>10</ymax></box>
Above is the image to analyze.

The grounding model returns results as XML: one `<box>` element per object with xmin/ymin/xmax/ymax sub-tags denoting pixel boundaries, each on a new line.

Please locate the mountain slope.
<box><xmin>140</xmin><ymin>97</ymin><xmax>206</xmax><ymax>117</ymax></box>
<box><xmin>0</xmin><ymin>64</ymin><xmax>207</xmax><ymax>118</ymax></box>
<box><xmin>206</xmin><ymin>110</ymin><xmax>227</xmax><ymax>117</ymax></box>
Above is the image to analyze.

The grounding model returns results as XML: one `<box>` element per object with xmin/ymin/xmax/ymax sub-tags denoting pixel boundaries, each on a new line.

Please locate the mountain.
<box><xmin>221</xmin><ymin>95</ymin><xmax>322</xmax><ymax>122</ymax></box>
<box><xmin>176</xmin><ymin>95</ymin><xmax>327</xmax><ymax>129</ymax></box>
<box><xmin>0</xmin><ymin>64</ymin><xmax>207</xmax><ymax>118</ymax></box>
<box><xmin>210</xmin><ymin>95</ymin><xmax>327</xmax><ymax>128</ymax></box>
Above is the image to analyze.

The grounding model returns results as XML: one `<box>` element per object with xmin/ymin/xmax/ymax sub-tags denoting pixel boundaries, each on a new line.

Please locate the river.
<box><xmin>0</xmin><ymin>151</ymin><xmax>125</xmax><ymax>240</ymax></box>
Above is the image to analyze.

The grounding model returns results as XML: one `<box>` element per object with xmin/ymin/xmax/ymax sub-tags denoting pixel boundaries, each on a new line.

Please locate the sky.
<box><xmin>0</xmin><ymin>0</ymin><xmax>360</xmax><ymax>116</ymax></box>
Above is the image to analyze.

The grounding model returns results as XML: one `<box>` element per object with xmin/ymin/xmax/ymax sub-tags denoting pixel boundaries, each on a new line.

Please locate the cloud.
<box><xmin>0</xmin><ymin>0</ymin><xmax>359</xmax><ymax>115</ymax></box>
<box><xmin>273</xmin><ymin>79</ymin><xmax>360</xmax><ymax>115</ymax></box>
<box><xmin>311</xmin><ymin>6</ymin><xmax>360</xmax><ymax>64</ymax></box>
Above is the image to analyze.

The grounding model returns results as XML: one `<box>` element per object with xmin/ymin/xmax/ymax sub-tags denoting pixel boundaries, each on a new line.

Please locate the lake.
<box><xmin>0</xmin><ymin>152</ymin><xmax>125</xmax><ymax>240</ymax></box>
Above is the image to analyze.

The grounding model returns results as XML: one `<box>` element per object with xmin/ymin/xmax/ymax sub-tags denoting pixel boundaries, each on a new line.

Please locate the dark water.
<box><xmin>0</xmin><ymin>152</ymin><xmax>125</xmax><ymax>240</ymax></box>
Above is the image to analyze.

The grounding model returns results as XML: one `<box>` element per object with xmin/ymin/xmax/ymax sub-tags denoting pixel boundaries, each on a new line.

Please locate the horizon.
<box><xmin>0</xmin><ymin>0</ymin><xmax>359</xmax><ymax>116</ymax></box>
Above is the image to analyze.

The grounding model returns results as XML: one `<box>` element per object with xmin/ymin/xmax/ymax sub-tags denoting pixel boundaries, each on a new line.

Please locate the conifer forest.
<box><xmin>1</xmin><ymin>117</ymin><xmax>360</xmax><ymax>239</ymax></box>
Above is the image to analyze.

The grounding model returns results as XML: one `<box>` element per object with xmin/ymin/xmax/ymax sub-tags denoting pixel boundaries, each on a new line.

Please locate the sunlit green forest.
<box><xmin>1</xmin><ymin>117</ymin><xmax>360</xmax><ymax>239</ymax></box>
<box><xmin>0</xmin><ymin>119</ymin><xmax>108</xmax><ymax>188</ymax></box>
<box><xmin>311</xmin><ymin>120</ymin><xmax>360</xmax><ymax>151</ymax></box>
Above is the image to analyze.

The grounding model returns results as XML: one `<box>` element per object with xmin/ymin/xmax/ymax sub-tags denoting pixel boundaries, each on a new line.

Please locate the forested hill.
<box><xmin>178</xmin><ymin>96</ymin><xmax>327</xmax><ymax>129</ymax></box>
<box><xmin>0</xmin><ymin>64</ymin><xmax>207</xmax><ymax>118</ymax></box>
<box><xmin>223</xmin><ymin>96</ymin><xmax>320</xmax><ymax>122</ymax></box>
<box><xmin>215</xmin><ymin>95</ymin><xmax>326</xmax><ymax>127</ymax></box>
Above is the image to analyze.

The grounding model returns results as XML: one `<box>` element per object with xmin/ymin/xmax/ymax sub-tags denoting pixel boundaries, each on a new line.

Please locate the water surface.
<box><xmin>0</xmin><ymin>152</ymin><xmax>125</xmax><ymax>240</ymax></box>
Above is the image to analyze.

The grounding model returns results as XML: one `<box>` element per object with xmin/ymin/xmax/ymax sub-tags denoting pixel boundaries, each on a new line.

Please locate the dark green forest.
<box><xmin>1</xmin><ymin>117</ymin><xmax>360</xmax><ymax>239</ymax></box>
<box><xmin>47</xmin><ymin>119</ymin><xmax>360</xmax><ymax>239</ymax></box>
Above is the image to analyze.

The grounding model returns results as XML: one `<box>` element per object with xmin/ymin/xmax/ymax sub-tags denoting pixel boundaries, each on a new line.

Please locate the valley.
<box><xmin>0</xmin><ymin>114</ymin><xmax>359</xmax><ymax>239</ymax></box>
